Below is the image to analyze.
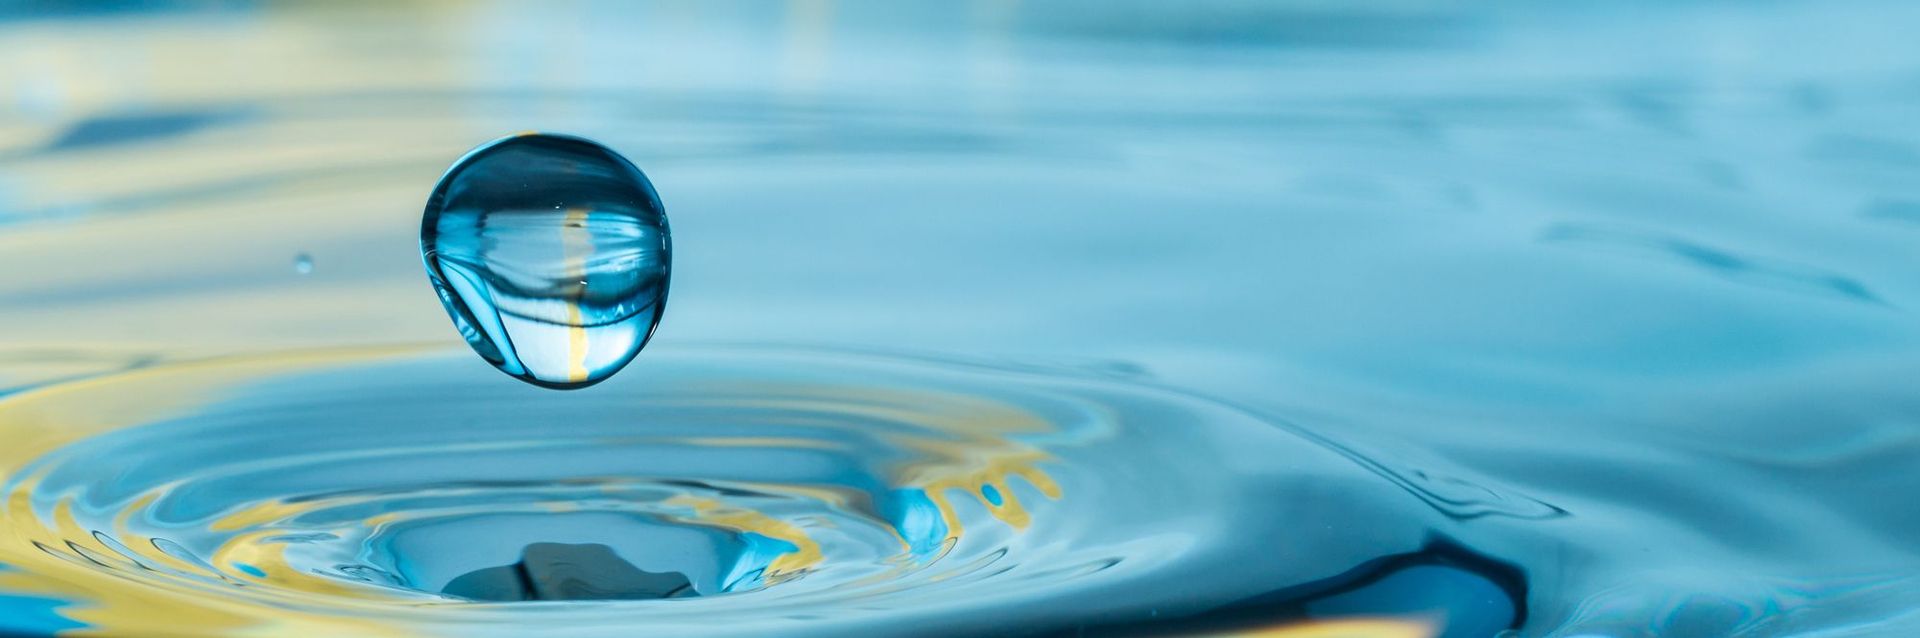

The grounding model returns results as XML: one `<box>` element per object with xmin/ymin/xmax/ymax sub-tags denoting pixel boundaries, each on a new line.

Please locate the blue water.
<box><xmin>422</xmin><ymin>133</ymin><xmax>670</xmax><ymax>389</ymax></box>
<box><xmin>2</xmin><ymin>1</ymin><xmax>1920</xmax><ymax>636</ymax></box>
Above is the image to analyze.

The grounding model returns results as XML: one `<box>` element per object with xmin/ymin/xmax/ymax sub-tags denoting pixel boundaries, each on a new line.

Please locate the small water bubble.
<box><xmin>421</xmin><ymin>133</ymin><xmax>671</xmax><ymax>389</ymax></box>
<box><xmin>292</xmin><ymin>253</ymin><xmax>313</xmax><ymax>275</ymax></box>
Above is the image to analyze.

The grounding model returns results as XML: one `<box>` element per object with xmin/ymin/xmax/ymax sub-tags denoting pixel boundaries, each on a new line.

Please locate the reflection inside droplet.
<box><xmin>420</xmin><ymin>133</ymin><xmax>671</xmax><ymax>389</ymax></box>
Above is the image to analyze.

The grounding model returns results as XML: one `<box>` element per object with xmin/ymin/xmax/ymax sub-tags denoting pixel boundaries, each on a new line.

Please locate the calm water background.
<box><xmin>3</xmin><ymin>1</ymin><xmax>1920</xmax><ymax>636</ymax></box>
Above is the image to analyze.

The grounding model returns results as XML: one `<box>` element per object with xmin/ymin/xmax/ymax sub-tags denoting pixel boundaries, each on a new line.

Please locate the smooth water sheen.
<box><xmin>4</xmin><ymin>2</ymin><xmax>1920</xmax><ymax>637</ymax></box>
<box><xmin>422</xmin><ymin>133</ymin><xmax>670</xmax><ymax>389</ymax></box>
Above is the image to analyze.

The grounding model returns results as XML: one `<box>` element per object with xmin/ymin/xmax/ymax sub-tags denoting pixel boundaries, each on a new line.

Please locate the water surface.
<box><xmin>2</xmin><ymin>2</ymin><xmax>1920</xmax><ymax>636</ymax></box>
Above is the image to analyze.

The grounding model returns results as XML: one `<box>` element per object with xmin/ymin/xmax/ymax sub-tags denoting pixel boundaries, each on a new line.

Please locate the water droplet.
<box><xmin>292</xmin><ymin>253</ymin><xmax>313</xmax><ymax>274</ymax></box>
<box><xmin>421</xmin><ymin>133</ymin><xmax>671</xmax><ymax>389</ymax></box>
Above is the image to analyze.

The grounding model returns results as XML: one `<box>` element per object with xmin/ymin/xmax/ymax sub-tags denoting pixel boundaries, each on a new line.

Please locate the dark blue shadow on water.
<box><xmin>0</xmin><ymin>0</ymin><xmax>255</xmax><ymax>22</ymax></box>
<box><xmin>1026</xmin><ymin>537</ymin><xmax>1525</xmax><ymax>638</ymax></box>
<box><xmin>41</xmin><ymin>110</ymin><xmax>253</xmax><ymax>154</ymax></box>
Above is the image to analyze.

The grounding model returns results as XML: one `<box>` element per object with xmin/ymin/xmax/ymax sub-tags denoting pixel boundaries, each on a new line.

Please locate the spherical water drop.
<box><xmin>292</xmin><ymin>253</ymin><xmax>313</xmax><ymax>274</ymax></box>
<box><xmin>421</xmin><ymin>133</ymin><xmax>671</xmax><ymax>389</ymax></box>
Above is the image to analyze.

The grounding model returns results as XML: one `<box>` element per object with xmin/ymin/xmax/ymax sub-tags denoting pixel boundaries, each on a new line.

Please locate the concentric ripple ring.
<box><xmin>0</xmin><ymin>346</ymin><xmax>1469</xmax><ymax>637</ymax></box>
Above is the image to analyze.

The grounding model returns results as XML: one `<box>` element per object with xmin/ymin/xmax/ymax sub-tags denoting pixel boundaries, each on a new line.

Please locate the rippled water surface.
<box><xmin>4</xmin><ymin>2</ymin><xmax>1920</xmax><ymax>636</ymax></box>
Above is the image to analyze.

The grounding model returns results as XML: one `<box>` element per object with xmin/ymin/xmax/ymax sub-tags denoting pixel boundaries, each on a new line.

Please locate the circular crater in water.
<box><xmin>0</xmin><ymin>346</ymin><xmax>1518</xmax><ymax>637</ymax></box>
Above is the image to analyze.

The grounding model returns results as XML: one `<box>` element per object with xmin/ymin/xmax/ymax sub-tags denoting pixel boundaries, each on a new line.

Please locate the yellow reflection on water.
<box><xmin>715</xmin><ymin>381</ymin><xmax>1065</xmax><ymax>541</ymax></box>
<box><xmin>0</xmin><ymin>348</ymin><xmax>432</xmax><ymax>637</ymax></box>
<box><xmin>0</xmin><ymin>348</ymin><xmax>1076</xmax><ymax>635</ymax></box>
<box><xmin>663</xmin><ymin>495</ymin><xmax>824</xmax><ymax>580</ymax></box>
<box><xmin>1223</xmin><ymin>617</ymin><xmax>1437</xmax><ymax>638</ymax></box>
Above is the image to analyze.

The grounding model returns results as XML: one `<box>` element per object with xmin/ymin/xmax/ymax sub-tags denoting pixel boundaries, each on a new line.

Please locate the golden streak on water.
<box><xmin>0</xmin><ymin>349</ymin><xmax>433</xmax><ymax>637</ymax></box>
<box><xmin>562</xmin><ymin>205</ymin><xmax>592</xmax><ymax>384</ymax></box>
<box><xmin>663</xmin><ymin>495</ymin><xmax>826</xmax><ymax>580</ymax></box>
<box><xmin>1223</xmin><ymin>617</ymin><xmax>1438</xmax><ymax>638</ymax></box>
<box><xmin>708</xmin><ymin>383</ymin><xmax>1065</xmax><ymax>539</ymax></box>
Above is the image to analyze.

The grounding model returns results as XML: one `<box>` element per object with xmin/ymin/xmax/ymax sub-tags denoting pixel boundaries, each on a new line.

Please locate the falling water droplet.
<box><xmin>421</xmin><ymin>133</ymin><xmax>671</xmax><ymax>389</ymax></box>
<box><xmin>292</xmin><ymin>253</ymin><xmax>314</xmax><ymax>274</ymax></box>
